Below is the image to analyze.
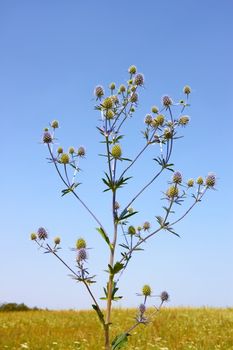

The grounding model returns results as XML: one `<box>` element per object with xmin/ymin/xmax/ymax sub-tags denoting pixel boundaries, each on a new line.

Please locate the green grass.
<box><xmin>0</xmin><ymin>308</ymin><xmax>233</xmax><ymax>349</ymax></box>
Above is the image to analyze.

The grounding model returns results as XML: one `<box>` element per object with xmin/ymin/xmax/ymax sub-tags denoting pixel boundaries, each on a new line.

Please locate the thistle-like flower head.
<box><xmin>69</xmin><ymin>147</ymin><xmax>75</xmax><ymax>154</ymax></box>
<box><xmin>102</xmin><ymin>97</ymin><xmax>113</xmax><ymax>109</ymax></box>
<box><xmin>128</xmin><ymin>65</ymin><xmax>137</xmax><ymax>74</ymax></box>
<box><xmin>111</xmin><ymin>144</ymin><xmax>122</xmax><ymax>159</ymax></box>
<box><xmin>166</xmin><ymin>185</ymin><xmax>179</xmax><ymax>198</ymax></box>
<box><xmin>30</xmin><ymin>233</ymin><xmax>37</xmax><ymax>240</ymax></box>
<box><xmin>196</xmin><ymin>176</ymin><xmax>204</xmax><ymax>185</ymax></box>
<box><xmin>57</xmin><ymin>147</ymin><xmax>63</xmax><ymax>154</ymax></box>
<box><xmin>94</xmin><ymin>85</ymin><xmax>104</xmax><ymax>99</ymax></box>
<box><xmin>139</xmin><ymin>303</ymin><xmax>146</xmax><ymax>314</ymax></box>
<box><xmin>172</xmin><ymin>171</ymin><xmax>182</xmax><ymax>184</ymax></box>
<box><xmin>134</xmin><ymin>73</ymin><xmax>144</xmax><ymax>86</ymax></box>
<box><xmin>144</xmin><ymin>114</ymin><xmax>152</xmax><ymax>125</ymax></box>
<box><xmin>183</xmin><ymin>85</ymin><xmax>191</xmax><ymax>94</ymax></box>
<box><xmin>76</xmin><ymin>238</ymin><xmax>87</xmax><ymax>249</ymax></box>
<box><xmin>43</xmin><ymin>131</ymin><xmax>53</xmax><ymax>144</ymax></box>
<box><xmin>51</xmin><ymin>120</ymin><xmax>59</xmax><ymax>129</ymax></box>
<box><xmin>37</xmin><ymin>227</ymin><xmax>48</xmax><ymax>240</ymax></box>
<box><xmin>77</xmin><ymin>146</ymin><xmax>86</xmax><ymax>157</ymax></box>
<box><xmin>77</xmin><ymin>248</ymin><xmax>87</xmax><ymax>262</ymax></box>
<box><xmin>54</xmin><ymin>237</ymin><xmax>61</xmax><ymax>245</ymax></box>
<box><xmin>160</xmin><ymin>291</ymin><xmax>169</xmax><ymax>302</ymax></box>
<box><xmin>162</xmin><ymin>95</ymin><xmax>173</xmax><ymax>107</ymax></box>
<box><xmin>60</xmin><ymin>153</ymin><xmax>70</xmax><ymax>164</ymax></box>
<box><xmin>130</xmin><ymin>92</ymin><xmax>138</xmax><ymax>103</ymax></box>
<box><xmin>179</xmin><ymin>115</ymin><xmax>190</xmax><ymax>126</ymax></box>
<box><xmin>205</xmin><ymin>173</ymin><xmax>216</xmax><ymax>188</ymax></box>
<box><xmin>156</xmin><ymin>114</ymin><xmax>165</xmax><ymax>126</ymax></box>
<box><xmin>119</xmin><ymin>84</ymin><xmax>126</xmax><ymax>93</ymax></box>
<box><xmin>142</xmin><ymin>284</ymin><xmax>152</xmax><ymax>297</ymax></box>
<box><xmin>151</xmin><ymin>106</ymin><xmax>159</xmax><ymax>114</ymax></box>
<box><xmin>109</xmin><ymin>82</ymin><xmax>116</xmax><ymax>90</ymax></box>
<box><xmin>187</xmin><ymin>178</ymin><xmax>194</xmax><ymax>187</ymax></box>
<box><xmin>143</xmin><ymin>221</ymin><xmax>150</xmax><ymax>231</ymax></box>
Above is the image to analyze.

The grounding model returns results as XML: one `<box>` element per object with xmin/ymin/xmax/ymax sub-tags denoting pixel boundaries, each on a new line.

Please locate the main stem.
<box><xmin>105</xmin><ymin>157</ymin><xmax>118</xmax><ymax>349</ymax></box>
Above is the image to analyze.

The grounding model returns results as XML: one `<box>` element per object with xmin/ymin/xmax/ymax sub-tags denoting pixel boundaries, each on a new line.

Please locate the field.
<box><xmin>1</xmin><ymin>308</ymin><xmax>233</xmax><ymax>350</ymax></box>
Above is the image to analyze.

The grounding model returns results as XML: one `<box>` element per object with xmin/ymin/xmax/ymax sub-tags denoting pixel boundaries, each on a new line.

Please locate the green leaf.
<box><xmin>155</xmin><ymin>216</ymin><xmax>164</xmax><ymax>226</ymax></box>
<box><xmin>96</xmin><ymin>227</ymin><xmax>113</xmax><ymax>249</ymax></box>
<box><xmin>111</xmin><ymin>333</ymin><xmax>129</xmax><ymax>350</ymax></box>
<box><xmin>112</xmin><ymin>262</ymin><xmax>124</xmax><ymax>274</ymax></box>
<box><xmin>118</xmin><ymin>210</ymin><xmax>138</xmax><ymax>222</ymax></box>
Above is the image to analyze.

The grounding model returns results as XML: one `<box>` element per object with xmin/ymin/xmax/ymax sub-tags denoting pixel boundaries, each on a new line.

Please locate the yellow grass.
<box><xmin>0</xmin><ymin>308</ymin><xmax>233</xmax><ymax>349</ymax></box>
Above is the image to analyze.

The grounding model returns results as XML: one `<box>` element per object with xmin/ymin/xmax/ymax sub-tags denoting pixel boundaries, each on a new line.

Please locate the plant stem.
<box><xmin>47</xmin><ymin>144</ymin><xmax>108</xmax><ymax>236</ymax></box>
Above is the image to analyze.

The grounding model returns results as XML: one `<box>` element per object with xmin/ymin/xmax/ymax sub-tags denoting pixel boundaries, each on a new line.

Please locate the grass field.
<box><xmin>1</xmin><ymin>308</ymin><xmax>233</xmax><ymax>350</ymax></box>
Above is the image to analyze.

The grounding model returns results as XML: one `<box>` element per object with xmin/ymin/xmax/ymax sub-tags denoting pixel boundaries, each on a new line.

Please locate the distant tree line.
<box><xmin>0</xmin><ymin>302</ymin><xmax>40</xmax><ymax>312</ymax></box>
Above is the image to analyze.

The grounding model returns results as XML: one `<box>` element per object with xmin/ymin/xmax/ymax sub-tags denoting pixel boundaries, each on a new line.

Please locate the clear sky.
<box><xmin>1</xmin><ymin>0</ymin><xmax>233</xmax><ymax>310</ymax></box>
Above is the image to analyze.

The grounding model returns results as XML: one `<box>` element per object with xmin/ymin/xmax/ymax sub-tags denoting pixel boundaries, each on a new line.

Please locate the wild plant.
<box><xmin>31</xmin><ymin>65</ymin><xmax>216</xmax><ymax>350</ymax></box>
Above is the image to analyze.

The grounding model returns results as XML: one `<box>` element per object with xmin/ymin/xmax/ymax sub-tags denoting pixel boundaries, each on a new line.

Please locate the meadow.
<box><xmin>0</xmin><ymin>308</ymin><xmax>233</xmax><ymax>350</ymax></box>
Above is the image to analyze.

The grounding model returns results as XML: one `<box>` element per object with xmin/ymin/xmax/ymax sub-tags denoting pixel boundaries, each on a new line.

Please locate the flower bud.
<box><xmin>60</xmin><ymin>153</ymin><xmax>70</xmax><ymax>164</ymax></box>
<box><xmin>155</xmin><ymin>114</ymin><xmax>165</xmax><ymax>126</ymax></box>
<box><xmin>54</xmin><ymin>237</ymin><xmax>61</xmax><ymax>245</ymax></box>
<box><xmin>43</xmin><ymin>131</ymin><xmax>53</xmax><ymax>144</ymax></box>
<box><xmin>77</xmin><ymin>147</ymin><xmax>86</xmax><ymax>157</ymax></box>
<box><xmin>30</xmin><ymin>233</ymin><xmax>37</xmax><ymax>240</ymax></box>
<box><xmin>69</xmin><ymin>147</ymin><xmax>75</xmax><ymax>154</ymax></box>
<box><xmin>119</xmin><ymin>84</ymin><xmax>126</xmax><ymax>93</ymax></box>
<box><xmin>111</xmin><ymin>95</ymin><xmax>119</xmax><ymax>105</ymax></box>
<box><xmin>111</xmin><ymin>144</ymin><xmax>122</xmax><ymax>159</ymax></box>
<box><xmin>163</xmin><ymin>128</ymin><xmax>173</xmax><ymax>139</ymax></box>
<box><xmin>130</xmin><ymin>92</ymin><xmax>138</xmax><ymax>103</ymax></box>
<box><xmin>142</xmin><ymin>284</ymin><xmax>151</xmax><ymax>296</ymax></box>
<box><xmin>144</xmin><ymin>114</ymin><xmax>153</xmax><ymax>125</ymax></box>
<box><xmin>76</xmin><ymin>238</ymin><xmax>87</xmax><ymax>249</ymax></box>
<box><xmin>166</xmin><ymin>186</ymin><xmax>179</xmax><ymax>198</ymax></box>
<box><xmin>187</xmin><ymin>178</ymin><xmax>194</xmax><ymax>187</ymax></box>
<box><xmin>57</xmin><ymin>147</ymin><xmax>63</xmax><ymax>154</ymax></box>
<box><xmin>128</xmin><ymin>65</ymin><xmax>137</xmax><ymax>74</ymax></box>
<box><xmin>151</xmin><ymin>106</ymin><xmax>159</xmax><ymax>114</ymax></box>
<box><xmin>128</xmin><ymin>225</ymin><xmax>136</xmax><ymax>235</ymax></box>
<box><xmin>51</xmin><ymin>120</ymin><xmax>59</xmax><ymax>129</ymax></box>
<box><xmin>114</xmin><ymin>201</ymin><xmax>120</xmax><ymax>210</ymax></box>
<box><xmin>109</xmin><ymin>82</ymin><xmax>116</xmax><ymax>90</ymax></box>
<box><xmin>37</xmin><ymin>227</ymin><xmax>48</xmax><ymax>240</ymax></box>
<box><xmin>94</xmin><ymin>85</ymin><xmax>104</xmax><ymax>99</ymax></box>
<box><xmin>127</xmin><ymin>207</ymin><xmax>134</xmax><ymax>214</ymax></box>
<box><xmin>196</xmin><ymin>176</ymin><xmax>204</xmax><ymax>185</ymax></box>
<box><xmin>143</xmin><ymin>221</ymin><xmax>150</xmax><ymax>231</ymax></box>
<box><xmin>183</xmin><ymin>85</ymin><xmax>191</xmax><ymax>94</ymax></box>
<box><xmin>106</xmin><ymin>110</ymin><xmax>114</xmax><ymax>120</ymax></box>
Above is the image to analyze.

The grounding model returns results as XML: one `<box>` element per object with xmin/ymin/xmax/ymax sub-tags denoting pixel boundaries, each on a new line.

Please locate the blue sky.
<box><xmin>1</xmin><ymin>0</ymin><xmax>233</xmax><ymax>310</ymax></box>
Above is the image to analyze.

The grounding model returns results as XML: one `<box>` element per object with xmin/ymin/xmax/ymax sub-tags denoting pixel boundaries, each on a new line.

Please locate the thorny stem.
<box><xmin>120</xmin><ymin>128</ymin><xmax>158</xmax><ymax>179</ymax></box>
<box><xmin>47</xmin><ymin>144</ymin><xmax>108</xmax><ymax>236</ymax></box>
<box><xmin>122</xmin><ymin>167</ymin><xmax>164</xmax><ymax>213</ymax></box>
<box><xmin>170</xmin><ymin>186</ymin><xmax>207</xmax><ymax>226</ymax></box>
<box><xmin>125</xmin><ymin>300</ymin><xmax>164</xmax><ymax>335</ymax></box>
<box><xmin>120</xmin><ymin>187</ymin><xmax>207</xmax><ymax>264</ymax></box>
<box><xmin>43</xmin><ymin>244</ymin><xmax>103</xmax><ymax>321</ymax></box>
